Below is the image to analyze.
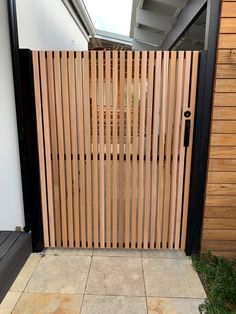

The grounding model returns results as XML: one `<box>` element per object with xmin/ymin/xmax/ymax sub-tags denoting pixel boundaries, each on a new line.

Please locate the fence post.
<box><xmin>185</xmin><ymin>0</ymin><xmax>221</xmax><ymax>255</ymax></box>
<box><xmin>9</xmin><ymin>49</ymin><xmax>44</xmax><ymax>251</ymax></box>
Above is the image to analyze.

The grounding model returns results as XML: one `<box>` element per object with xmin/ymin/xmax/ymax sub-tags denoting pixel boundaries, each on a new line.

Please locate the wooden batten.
<box><xmin>202</xmin><ymin>0</ymin><xmax>236</xmax><ymax>259</ymax></box>
<box><xmin>32</xmin><ymin>50</ymin><xmax>199</xmax><ymax>249</ymax></box>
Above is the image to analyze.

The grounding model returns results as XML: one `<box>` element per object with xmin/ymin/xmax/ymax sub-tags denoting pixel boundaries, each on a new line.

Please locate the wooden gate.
<box><xmin>32</xmin><ymin>50</ymin><xmax>199</xmax><ymax>249</ymax></box>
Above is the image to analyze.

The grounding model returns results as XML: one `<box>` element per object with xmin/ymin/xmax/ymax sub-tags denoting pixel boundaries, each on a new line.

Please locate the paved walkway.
<box><xmin>0</xmin><ymin>249</ymin><xmax>206</xmax><ymax>313</ymax></box>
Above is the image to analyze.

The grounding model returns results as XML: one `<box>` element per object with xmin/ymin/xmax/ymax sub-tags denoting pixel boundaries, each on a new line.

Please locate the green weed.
<box><xmin>192</xmin><ymin>252</ymin><xmax>236</xmax><ymax>314</ymax></box>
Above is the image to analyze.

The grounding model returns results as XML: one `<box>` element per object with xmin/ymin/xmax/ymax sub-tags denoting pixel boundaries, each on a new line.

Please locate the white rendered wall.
<box><xmin>0</xmin><ymin>0</ymin><xmax>25</xmax><ymax>230</ymax></box>
<box><xmin>16</xmin><ymin>0</ymin><xmax>88</xmax><ymax>50</ymax></box>
<box><xmin>0</xmin><ymin>0</ymin><xmax>88</xmax><ymax>231</ymax></box>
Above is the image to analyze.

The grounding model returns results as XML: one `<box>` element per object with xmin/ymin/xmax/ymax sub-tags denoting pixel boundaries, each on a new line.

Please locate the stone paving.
<box><xmin>0</xmin><ymin>249</ymin><xmax>206</xmax><ymax>313</ymax></box>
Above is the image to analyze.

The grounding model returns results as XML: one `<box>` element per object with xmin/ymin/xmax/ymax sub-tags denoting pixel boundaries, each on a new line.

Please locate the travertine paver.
<box><xmin>0</xmin><ymin>249</ymin><xmax>206</xmax><ymax>313</ymax></box>
<box><xmin>12</xmin><ymin>293</ymin><xmax>83</xmax><ymax>314</ymax></box>
<box><xmin>10</xmin><ymin>253</ymin><xmax>41</xmax><ymax>292</ymax></box>
<box><xmin>86</xmin><ymin>256</ymin><xmax>145</xmax><ymax>296</ymax></box>
<box><xmin>143</xmin><ymin>257</ymin><xmax>206</xmax><ymax>298</ymax></box>
<box><xmin>0</xmin><ymin>292</ymin><xmax>21</xmax><ymax>314</ymax></box>
<box><xmin>93</xmin><ymin>248</ymin><xmax>141</xmax><ymax>257</ymax></box>
<box><xmin>25</xmin><ymin>255</ymin><xmax>91</xmax><ymax>294</ymax></box>
<box><xmin>147</xmin><ymin>297</ymin><xmax>204</xmax><ymax>314</ymax></box>
<box><xmin>82</xmin><ymin>295</ymin><xmax>146</xmax><ymax>314</ymax></box>
<box><xmin>142</xmin><ymin>249</ymin><xmax>186</xmax><ymax>259</ymax></box>
<box><xmin>45</xmin><ymin>248</ymin><xmax>93</xmax><ymax>256</ymax></box>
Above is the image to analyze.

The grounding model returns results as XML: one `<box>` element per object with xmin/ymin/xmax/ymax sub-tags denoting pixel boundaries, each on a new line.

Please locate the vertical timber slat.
<box><xmin>125</xmin><ymin>51</ymin><xmax>132</xmax><ymax>248</ymax></box>
<box><xmin>150</xmin><ymin>52</ymin><xmax>162</xmax><ymax>249</ymax></box>
<box><xmin>119</xmin><ymin>51</ymin><xmax>125</xmax><ymax>247</ymax></box>
<box><xmin>143</xmin><ymin>51</ymin><xmax>155</xmax><ymax>249</ymax></box>
<box><xmin>54</xmin><ymin>51</ymin><xmax>68</xmax><ymax>247</ymax></box>
<box><xmin>112</xmin><ymin>51</ymin><xmax>118</xmax><ymax>248</ymax></box>
<box><xmin>105</xmin><ymin>51</ymin><xmax>111</xmax><ymax>248</ymax></box>
<box><xmin>181</xmin><ymin>52</ymin><xmax>199</xmax><ymax>249</ymax></box>
<box><xmin>138</xmin><ymin>51</ymin><xmax>147</xmax><ymax>249</ymax></box>
<box><xmin>157</xmin><ymin>52</ymin><xmax>169</xmax><ymax>249</ymax></box>
<box><xmin>32</xmin><ymin>51</ymin><xmax>49</xmax><ymax>247</ymax></box>
<box><xmin>39</xmin><ymin>51</ymin><xmax>56</xmax><ymax>247</ymax></box>
<box><xmin>175</xmin><ymin>51</ymin><xmax>192</xmax><ymax>249</ymax></box>
<box><xmin>169</xmin><ymin>51</ymin><xmax>184</xmax><ymax>249</ymax></box>
<box><xmin>98</xmin><ymin>51</ymin><xmax>105</xmax><ymax>248</ymax></box>
<box><xmin>91</xmin><ymin>51</ymin><xmax>99</xmax><ymax>248</ymax></box>
<box><xmin>46</xmin><ymin>51</ymin><xmax>61</xmax><ymax>247</ymax></box>
<box><xmin>131</xmin><ymin>51</ymin><xmax>140</xmax><ymax>249</ymax></box>
<box><xmin>163</xmin><ymin>51</ymin><xmax>176</xmax><ymax>248</ymax></box>
<box><xmin>76</xmin><ymin>52</ymin><xmax>86</xmax><ymax>247</ymax></box>
<box><xmin>61</xmin><ymin>51</ymin><xmax>74</xmax><ymax>247</ymax></box>
<box><xmin>84</xmin><ymin>51</ymin><xmax>92</xmax><ymax>248</ymax></box>
<box><xmin>69</xmin><ymin>51</ymin><xmax>80</xmax><ymax>247</ymax></box>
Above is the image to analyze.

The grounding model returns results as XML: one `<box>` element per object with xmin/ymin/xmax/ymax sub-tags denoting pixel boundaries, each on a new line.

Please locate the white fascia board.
<box><xmin>96</xmin><ymin>29</ymin><xmax>132</xmax><ymax>43</ymax></box>
<box><xmin>95</xmin><ymin>35</ymin><xmax>132</xmax><ymax>47</ymax></box>
<box><xmin>132</xmin><ymin>39</ymin><xmax>160</xmax><ymax>50</ymax></box>
<box><xmin>61</xmin><ymin>0</ymin><xmax>90</xmax><ymax>40</ymax></box>
<box><xmin>71</xmin><ymin>0</ymin><xmax>96</xmax><ymax>36</ymax></box>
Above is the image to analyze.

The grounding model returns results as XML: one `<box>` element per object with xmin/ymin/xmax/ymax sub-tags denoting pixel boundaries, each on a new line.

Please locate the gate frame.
<box><xmin>185</xmin><ymin>0</ymin><xmax>221</xmax><ymax>255</ymax></box>
<box><xmin>8</xmin><ymin>0</ymin><xmax>221</xmax><ymax>253</ymax></box>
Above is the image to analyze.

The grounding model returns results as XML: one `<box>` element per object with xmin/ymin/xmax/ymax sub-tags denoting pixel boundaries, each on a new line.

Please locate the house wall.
<box><xmin>202</xmin><ymin>0</ymin><xmax>236</xmax><ymax>259</ymax></box>
<box><xmin>16</xmin><ymin>0</ymin><xmax>88</xmax><ymax>50</ymax></box>
<box><xmin>0</xmin><ymin>0</ymin><xmax>25</xmax><ymax>230</ymax></box>
<box><xmin>0</xmin><ymin>0</ymin><xmax>89</xmax><ymax>231</ymax></box>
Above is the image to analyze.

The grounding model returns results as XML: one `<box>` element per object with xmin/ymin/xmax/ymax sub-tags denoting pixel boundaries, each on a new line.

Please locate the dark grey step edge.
<box><xmin>0</xmin><ymin>232</ymin><xmax>32</xmax><ymax>303</ymax></box>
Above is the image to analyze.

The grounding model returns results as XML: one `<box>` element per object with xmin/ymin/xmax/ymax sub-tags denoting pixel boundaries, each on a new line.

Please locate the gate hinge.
<box><xmin>184</xmin><ymin>120</ymin><xmax>191</xmax><ymax>147</ymax></box>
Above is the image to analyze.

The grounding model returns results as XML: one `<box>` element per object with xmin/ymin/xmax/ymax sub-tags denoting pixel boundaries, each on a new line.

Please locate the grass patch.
<box><xmin>192</xmin><ymin>252</ymin><xmax>236</xmax><ymax>314</ymax></box>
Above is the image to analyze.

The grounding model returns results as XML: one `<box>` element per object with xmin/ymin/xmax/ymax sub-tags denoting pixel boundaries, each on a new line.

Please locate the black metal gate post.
<box><xmin>185</xmin><ymin>0</ymin><xmax>221</xmax><ymax>255</ymax></box>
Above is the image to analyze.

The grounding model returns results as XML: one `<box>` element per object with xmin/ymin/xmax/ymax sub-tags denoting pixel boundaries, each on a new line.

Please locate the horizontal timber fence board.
<box><xmin>32</xmin><ymin>50</ymin><xmax>199</xmax><ymax>249</ymax></box>
<box><xmin>202</xmin><ymin>0</ymin><xmax>236</xmax><ymax>259</ymax></box>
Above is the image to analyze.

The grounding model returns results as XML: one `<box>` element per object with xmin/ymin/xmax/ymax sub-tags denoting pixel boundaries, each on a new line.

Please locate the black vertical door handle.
<box><xmin>184</xmin><ymin>120</ymin><xmax>191</xmax><ymax>147</ymax></box>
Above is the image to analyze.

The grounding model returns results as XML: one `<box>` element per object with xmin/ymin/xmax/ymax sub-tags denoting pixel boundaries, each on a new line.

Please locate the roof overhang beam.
<box><xmin>132</xmin><ymin>39</ymin><xmax>161</xmax><ymax>51</ymax></box>
<box><xmin>161</xmin><ymin>0</ymin><xmax>207</xmax><ymax>49</ymax></box>
<box><xmin>151</xmin><ymin>0</ymin><xmax>187</xmax><ymax>9</ymax></box>
<box><xmin>136</xmin><ymin>8</ymin><xmax>174</xmax><ymax>33</ymax></box>
<box><xmin>134</xmin><ymin>27</ymin><xmax>163</xmax><ymax>46</ymax></box>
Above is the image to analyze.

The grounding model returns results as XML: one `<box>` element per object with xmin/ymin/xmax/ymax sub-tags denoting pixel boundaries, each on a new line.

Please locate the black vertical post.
<box><xmin>185</xmin><ymin>0</ymin><xmax>221</xmax><ymax>255</ymax></box>
<box><xmin>8</xmin><ymin>0</ymin><xmax>44</xmax><ymax>251</ymax></box>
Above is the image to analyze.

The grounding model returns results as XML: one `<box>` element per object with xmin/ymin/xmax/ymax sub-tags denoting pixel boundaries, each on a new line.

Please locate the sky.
<box><xmin>83</xmin><ymin>0</ymin><xmax>133</xmax><ymax>37</ymax></box>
